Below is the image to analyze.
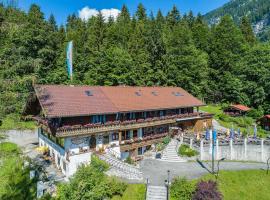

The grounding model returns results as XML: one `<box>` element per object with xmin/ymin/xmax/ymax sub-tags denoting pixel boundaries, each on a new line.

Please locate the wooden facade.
<box><xmin>258</xmin><ymin>115</ymin><xmax>270</xmax><ymax>131</ymax></box>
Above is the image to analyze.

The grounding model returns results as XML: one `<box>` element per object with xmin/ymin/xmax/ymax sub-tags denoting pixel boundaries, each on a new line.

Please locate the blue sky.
<box><xmin>18</xmin><ymin>0</ymin><xmax>230</xmax><ymax>25</ymax></box>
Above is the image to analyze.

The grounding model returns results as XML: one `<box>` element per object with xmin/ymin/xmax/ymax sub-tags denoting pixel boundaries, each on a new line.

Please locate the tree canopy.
<box><xmin>1</xmin><ymin>3</ymin><xmax>270</xmax><ymax>122</ymax></box>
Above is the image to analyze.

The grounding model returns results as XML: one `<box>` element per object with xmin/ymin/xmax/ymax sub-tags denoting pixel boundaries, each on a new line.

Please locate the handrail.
<box><xmin>175</xmin><ymin>139</ymin><xmax>180</xmax><ymax>154</ymax></box>
<box><xmin>145</xmin><ymin>178</ymin><xmax>149</xmax><ymax>200</ymax></box>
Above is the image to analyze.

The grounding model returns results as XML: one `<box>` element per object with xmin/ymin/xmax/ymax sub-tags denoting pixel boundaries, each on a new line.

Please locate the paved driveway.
<box><xmin>140</xmin><ymin>159</ymin><xmax>266</xmax><ymax>186</ymax></box>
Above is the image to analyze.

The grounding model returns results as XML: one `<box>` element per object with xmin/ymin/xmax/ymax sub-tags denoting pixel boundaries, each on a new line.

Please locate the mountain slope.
<box><xmin>204</xmin><ymin>0</ymin><xmax>270</xmax><ymax>41</ymax></box>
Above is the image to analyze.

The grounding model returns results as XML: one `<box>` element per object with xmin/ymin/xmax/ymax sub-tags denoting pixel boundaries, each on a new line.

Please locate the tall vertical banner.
<box><xmin>66</xmin><ymin>41</ymin><xmax>73</xmax><ymax>80</ymax></box>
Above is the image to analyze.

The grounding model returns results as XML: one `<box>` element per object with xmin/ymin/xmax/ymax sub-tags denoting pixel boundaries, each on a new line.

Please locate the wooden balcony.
<box><xmin>120</xmin><ymin>134</ymin><xmax>167</xmax><ymax>151</ymax></box>
<box><xmin>55</xmin><ymin>118</ymin><xmax>176</xmax><ymax>137</ymax></box>
<box><xmin>35</xmin><ymin>112</ymin><xmax>213</xmax><ymax>138</ymax></box>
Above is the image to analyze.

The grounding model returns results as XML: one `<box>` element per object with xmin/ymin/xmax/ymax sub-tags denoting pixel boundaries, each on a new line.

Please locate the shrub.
<box><xmin>192</xmin><ymin>180</ymin><xmax>222</xmax><ymax>200</ymax></box>
<box><xmin>217</xmin><ymin>113</ymin><xmax>231</xmax><ymax>122</ymax></box>
<box><xmin>91</xmin><ymin>154</ymin><xmax>109</xmax><ymax>172</ymax></box>
<box><xmin>170</xmin><ymin>177</ymin><xmax>195</xmax><ymax>200</ymax></box>
<box><xmin>125</xmin><ymin>156</ymin><xmax>135</xmax><ymax>165</ymax></box>
<box><xmin>178</xmin><ymin>144</ymin><xmax>198</xmax><ymax>157</ymax></box>
<box><xmin>107</xmin><ymin>177</ymin><xmax>128</xmax><ymax>197</ymax></box>
<box><xmin>162</xmin><ymin>136</ymin><xmax>171</xmax><ymax>145</ymax></box>
<box><xmin>57</xmin><ymin>159</ymin><xmax>128</xmax><ymax>200</ymax></box>
<box><xmin>156</xmin><ymin>143</ymin><xmax>165</xmax><ymax>151</ymax></box>
<box><xmin>247</xmin><ymin>108</ymin><xmax>264</xmax><ymax>119</ymax></box>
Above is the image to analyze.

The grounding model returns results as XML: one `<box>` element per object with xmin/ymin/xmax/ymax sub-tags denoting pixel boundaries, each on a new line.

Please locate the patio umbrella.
<box><xmin>253</xmin><ymin>125</ymin><xmax>257</xmax><ymax>139</ymax></box>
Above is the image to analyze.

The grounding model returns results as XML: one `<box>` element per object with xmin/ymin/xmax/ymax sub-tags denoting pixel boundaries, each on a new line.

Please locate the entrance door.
<box><xmin>89</xmin><ymin>136</ymin><xmax>96</xmax><ymax>149</ymax></box>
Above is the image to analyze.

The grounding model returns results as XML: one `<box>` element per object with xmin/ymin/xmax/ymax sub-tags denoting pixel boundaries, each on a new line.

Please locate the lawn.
<box><xmin>200</xmin><ymin>104</ymin><xmax>269</xmax><ymax>138</ymax></box>
<box><xmin>112</xmin><ymin>184</ymin><xmax>146</xmax><ymax>200</ymax></box>
<box><xmin>200</xmin><ymin>170</ymin><xmax>270</xmax><ymax>200</ymax></box>
<box><xmin>0</xmin><ymin>115</ymin><xmax>36</xmax><ymax>131</ymax></box>
<box><xmin>200</xmin><ymin>104</ymin><xmax>223</xmax><ymax>117</ymax></box>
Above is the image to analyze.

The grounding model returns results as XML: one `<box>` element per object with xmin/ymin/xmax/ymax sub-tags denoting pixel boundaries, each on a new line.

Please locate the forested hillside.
<box><xmin>1</xmin><ymin>3</ymin><xmax>270</xmax><ymax>123</ymax></box>
<box><xmin>204</xmin><ymin>0</ymin><xmax>270</xmax><ymax>41</ymax></box>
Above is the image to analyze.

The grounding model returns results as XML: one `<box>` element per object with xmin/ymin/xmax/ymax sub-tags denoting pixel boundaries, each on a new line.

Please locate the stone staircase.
<box><xmin>98</xmin><ymin>153</ymin><xmax>143</xmax><ymax>180</ymax></box>
<box><xmin>160</xmin><ymin>139</ymin><xmax>186</xmax><ymax>162</ymax></box>
<box><xmin>146</xmin><ymin>185</ymin><xmax>167</xmax><ymax>200</ymax></box>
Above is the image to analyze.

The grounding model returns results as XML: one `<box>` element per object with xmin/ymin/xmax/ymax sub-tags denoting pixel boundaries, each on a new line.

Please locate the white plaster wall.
<box><xmin>64</xmin><ymin>136</ymin><xmax>90</xmax><ymax>154</ymax></box>
<box><xmin>109</xmin><ymin>132</ymin><xmax>120</xmax><ymax>146</ymax></box>
<box><xmin>96</xmin><ymin>134</ymin><xmax>103</xmax><ymax>150</ymax></box>
<box><xmin>66</xmin><ymin>152</ymin><xmax>92</xmax><ymax>177</ymax></box>
<box><xmin>199</xmin><ymin>141</ymin><xmax>270</xmax><ymax>163</ymax></box>
<box><xmin>39</xmin><ymin>137</ymin><xmax>66</xmax><ymax>175</ymax></box>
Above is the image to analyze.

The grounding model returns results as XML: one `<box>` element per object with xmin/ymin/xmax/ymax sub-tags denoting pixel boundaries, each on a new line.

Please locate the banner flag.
<box><xmin>66</xmin><ymin>41</ymin><xmax>73</xmax><ymax>79</ymax></box>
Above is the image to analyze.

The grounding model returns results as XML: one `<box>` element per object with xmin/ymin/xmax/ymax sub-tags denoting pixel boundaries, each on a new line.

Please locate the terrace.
<box><xmin>33</xmin><ymin>112</ymin><xmax>213</xmax><ymax>138</ymax></box>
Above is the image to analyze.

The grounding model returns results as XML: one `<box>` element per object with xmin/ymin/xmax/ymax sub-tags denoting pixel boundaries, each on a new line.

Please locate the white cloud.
<box><xmin>78</xmin><ymin>6</ymin><xmax>120</xmax><ymax>22</ymax></box>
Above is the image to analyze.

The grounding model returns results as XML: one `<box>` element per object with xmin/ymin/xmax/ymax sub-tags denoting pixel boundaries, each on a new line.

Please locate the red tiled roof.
<box><xmin>34</xmin><ymin>85</ymin><xmax>205</xmax><ymax>118</ymax></box>
<box><xmin>230</xmin><ymin>104</ymin><xmax>251</xmax><ymax>112</ymax></box>
<box><xmin>264</xmin><ymin>115</ymin><xmax>270</xmax><ymax>119</ymax></box>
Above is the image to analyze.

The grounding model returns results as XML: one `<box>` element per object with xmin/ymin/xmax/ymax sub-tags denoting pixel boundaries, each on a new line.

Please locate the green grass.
<box><xmin>0</xmin><ymin>142</ymin><xmax>21</xmax><ymax>157</ymax></box>
<box><xmin>0</xmin><ymin>115</ymin><xmax>36</xmax><ymax>131</ymax></box>
<box><xmin>112</xmin><ymin>184</ymin><xmax>146</xmax><ymax>200</ymax></box>
<box><xmin>200</xmin><ymin>170</ymin><xmax>270</xmax><ymax>200</ymax></box>
<box><xmin>200</xmin><ymin>104</ymin><xmax>270</xmax><ymax>138</ymax></box>
<box><xmin>200</xmin><ymin>105</ymin><xmax>223</xmax><ymax>117</ymax></box>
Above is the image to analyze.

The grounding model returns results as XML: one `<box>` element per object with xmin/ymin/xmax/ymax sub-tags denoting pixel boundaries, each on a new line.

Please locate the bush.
<box><xmin>156</xmin><ymin>143</ymin><xmax>165</xmax><ymax>151</ymax></box>
<box><xmin>57</xmin><ymin>160</ymin><xmax>127</xmax><ymax>200</ymax></box>
<box><xmin>91</xmin><ymin>154</ymin><xmax>109</xmax><ymax>172</ymax></box>
<box><xmin>217</xmin><ymin>113</ymin><xmax>231</xmax><ymax>122</ymax></box>
<box><xmin>107</xmin><ymin>177</ymin><xmax>128</xmax><ymax>197</ymax></box>
<box><xmin>178</xmin><ymin>144</ymin><xmax>198</xmax><ymax>157</ymax></box>
<box><xmin>192</xmin><ymin>180</ymin><xmax>222</xmax><ymax>200</ymax></box>
<box><xmin>247</xmin><ymin>107</ymin><xmax>264</xmax><ymax>119</ymax></box>
<box><xmin>162</xmin><ymin>136</ymin><xmax>171</xmax><ymax>145</ymax></box>
<box><xmin>0</xmin><ymin>156</ymin><xmax>37</xmax><ymax>200</ymax></box>
<box><xmin>125</xmin><ymin>156</ymin><xmax>135</xmax><ymax>165</ymax></box>
<box><xmin>170</xmin><ymin>177</ymin><xmax>195</xmax><ymax>200</ymax></box>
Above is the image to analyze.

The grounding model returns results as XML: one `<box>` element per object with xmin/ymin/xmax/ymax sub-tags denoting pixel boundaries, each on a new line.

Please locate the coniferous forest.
<box><xmin>1</xmin><ymin>3</ymin><xmax>270</xmax><ymax>122</ymax></box>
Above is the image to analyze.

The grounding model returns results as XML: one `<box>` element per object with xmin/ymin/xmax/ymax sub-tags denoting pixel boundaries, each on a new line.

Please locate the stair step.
<box><xmin>146</xmin><ymin>186</ymin><xmax>167</xmax><ymax>200</ymax></box>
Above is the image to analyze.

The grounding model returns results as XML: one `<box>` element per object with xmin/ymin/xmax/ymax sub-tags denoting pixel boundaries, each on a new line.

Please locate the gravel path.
<box><xmin>140</xmin><ymin>159</ymin><xmax>266</xmax><ymax>186</ymax></box>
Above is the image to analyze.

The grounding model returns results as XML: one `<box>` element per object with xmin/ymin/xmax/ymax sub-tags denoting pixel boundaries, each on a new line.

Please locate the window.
<box><xmin>122</xmin><ymin>131</ymin><xmax>131</xmax><ymax>140</ymax></box>
<box><xmin>133</xmin><ymin>130</ymin><xmax>138</xmax><ymax>138</ymax></box>
<box><xmin>152</xmin><ymin>91</ymin><xmax>158</xmax><ymax>96</ymax></box>
<box><xmin>112</xmin><ymin>133</ymin><xmax>119</xmax><ymax>141</ymax></box>
<box><xmin>92</xmin><ymin>115</ymin><xmax>106</xmax><ymax>123</ymax></box>
<box><xmin>138</xmin><ymin>147</ymin><xmax>143</xmax><ymax>155</ymax></box>
<box><xmin>85</xmin><ymin>90</ymin><xmax>93</xmax><ymax>96</ymax></box>
<box><xmin>172</xmin><ymin>91</ymin><xmax>183</xmax><ymax>97</ymax></box>
<box><xmin>135</xmin><ymin>91</ymin><xmax>142</xmax><ymax>96</ymax></box>
<box><xmin>103</xmin><ymin>135</ymin><xmax>109</xmax><ymax>144</ymax></box>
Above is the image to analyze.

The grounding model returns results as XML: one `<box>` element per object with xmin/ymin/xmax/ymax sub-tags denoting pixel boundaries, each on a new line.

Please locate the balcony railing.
<box><xmin>120</xmin><ymin>132</ymin><xmax>169</xmax><ymax>151</ymax></box>
<box><xmin>33</xmin><ymin>112</ymin><xmax>213</xmax><ymax>137</ymax></box>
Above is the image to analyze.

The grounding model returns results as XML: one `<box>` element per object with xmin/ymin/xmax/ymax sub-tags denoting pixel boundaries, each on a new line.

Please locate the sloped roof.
<box><xmin>264</xmin><ymin>115</ymin><xmax>270</xmax><ymax>119</ymax></box>
<box><xmin>34</xmin><ymin>85</ymin><xmax>205</xmax><ymax>118</ymax></box>
<box><xmin>230</xmin><ymin>104</ymin><xmax>251</xmax><ymax>112</ymax></box>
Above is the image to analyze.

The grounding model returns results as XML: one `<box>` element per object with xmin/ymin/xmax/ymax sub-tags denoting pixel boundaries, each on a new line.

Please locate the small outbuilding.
<box><xmin>223</xmin><ymin>104</ymin><xmax>251</xmax><ymax>117</ymax></box>
<box><xmin>257</xmin><ymin>115</ymin><xmax>270</xmax><ymax>131</ymax></box>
